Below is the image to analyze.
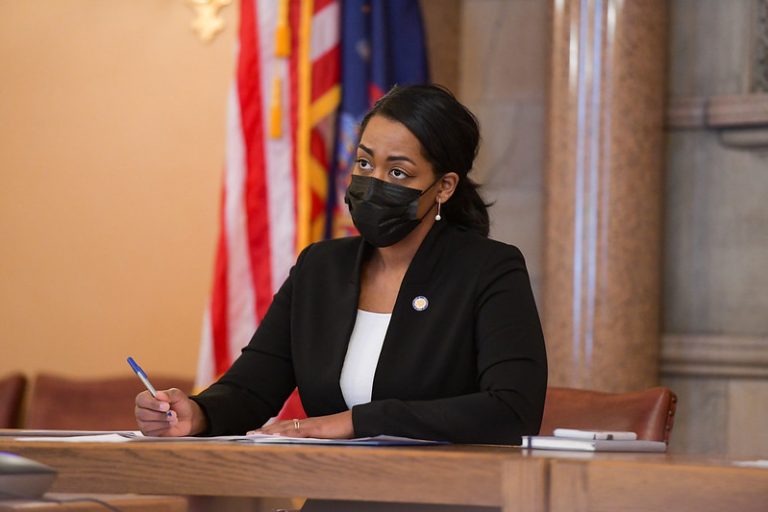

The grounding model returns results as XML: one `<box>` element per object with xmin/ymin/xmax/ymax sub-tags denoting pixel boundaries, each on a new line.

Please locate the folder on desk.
<box><xmin>233</xmin><ymin>434</ymin><xmax>447</xmax><ymax>446</ymax></box>
<box><xmin>522</xmin><ymin>436</ymin><xmax>667</xmax><ymax>452</ymax></box>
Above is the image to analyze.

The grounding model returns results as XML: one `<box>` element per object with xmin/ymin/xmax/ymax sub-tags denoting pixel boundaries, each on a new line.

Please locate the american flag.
<box><xmin>195</xmin><ymin>0</ymin><xmax>339</xmax><ymax>399</ymax></box>
<box><xmin>196</xmin><ymin>0</ymin><xmax>428</xmax><ymax>420</ymax></box>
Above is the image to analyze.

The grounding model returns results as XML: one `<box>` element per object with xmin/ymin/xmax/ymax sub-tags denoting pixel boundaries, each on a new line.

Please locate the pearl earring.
<box><xmin>435</xmin><ymin>197</ymin><xmax>442</xmax><ymax>221</ymax></box>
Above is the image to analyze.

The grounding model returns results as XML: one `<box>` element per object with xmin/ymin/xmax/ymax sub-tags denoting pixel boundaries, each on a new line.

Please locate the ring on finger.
<box><xmin>293</xmin><ymin>418</ymin><xmax>300</xmax><ymax>431</ymax></box>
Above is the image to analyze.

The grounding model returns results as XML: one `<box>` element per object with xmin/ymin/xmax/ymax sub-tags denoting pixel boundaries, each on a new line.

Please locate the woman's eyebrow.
<box><xmin>387</xmin><ymin>154</ymin><xmax>416</xmax><ymax>165</ymax></box>
<box><xmin>358</xmin><ymin>143</ymin><xmax>415</xmax><ymax>165</ymax></box>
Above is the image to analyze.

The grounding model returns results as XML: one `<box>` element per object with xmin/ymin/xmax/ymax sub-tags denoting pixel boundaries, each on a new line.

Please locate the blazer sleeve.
<box><xmin>351</xmin><ymin>245</ymin><xmax>548</xmax><ymax>444</ymax></box>
<box><xmin>189</xmin><ymin>247</ymin><xmax>311</xmax><ymax>435</ymax></box>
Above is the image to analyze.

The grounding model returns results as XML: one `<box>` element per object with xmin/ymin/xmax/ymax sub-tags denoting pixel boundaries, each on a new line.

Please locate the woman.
<box><xmin>135</xmin><ymin>84</ymin><xmax>547</xmax><ymax>445</ymax></box>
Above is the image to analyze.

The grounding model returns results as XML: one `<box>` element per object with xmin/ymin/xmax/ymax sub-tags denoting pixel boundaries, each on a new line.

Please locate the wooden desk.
<box><xmin>3</xmin><ymin>438</ymin><xmax>766</xmax><ymax>512</ymax></box>
<box><xmin>550</xmin><ymin>456</ymin><xmax>768</xmax><ymax>512</ymax></box>
<box><xmin>0</xmin><ymin>439</ymin><xmax>546</xmax><ymax>511</ymax></box>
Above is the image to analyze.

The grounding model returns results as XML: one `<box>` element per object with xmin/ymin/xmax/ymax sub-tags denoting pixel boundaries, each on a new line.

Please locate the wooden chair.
<box><xmin>539</xmin><ymin>386</ymin><xmax>678</xmax><ymax>442</ymax></box>
<box><xmin>26</xmin><ymin>373</ymin><xmax>193</xmax><ymax>430</ymax></box>
<box><xmin>0</xmin><ymin>373</ymin><xmax>26</xmax><ymax>428</ymax></box>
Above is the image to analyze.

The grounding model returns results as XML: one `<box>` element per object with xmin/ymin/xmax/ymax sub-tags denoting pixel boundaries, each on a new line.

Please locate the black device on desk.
<box><xmin>0</xmin><ymin>452</ymin><xmax>57</xmax><ymax>499</ymax></box>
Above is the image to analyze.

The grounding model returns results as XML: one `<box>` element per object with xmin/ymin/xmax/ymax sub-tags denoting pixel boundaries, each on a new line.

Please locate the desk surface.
<box><xmin>0</xmin><ymin>439</ymin><xmax>546</xmax><ymax>511</ymax></box>
<box><xmin>0</xmin><ymin>438</ymin><xmax>765</xmax><ymax>512</ymax></box>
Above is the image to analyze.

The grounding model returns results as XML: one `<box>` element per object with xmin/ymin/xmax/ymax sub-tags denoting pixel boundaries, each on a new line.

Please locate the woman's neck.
<box><xmin>370</xmin><ymin>216</ymin><xmax>436</xmax><ymax>272</ymax></box>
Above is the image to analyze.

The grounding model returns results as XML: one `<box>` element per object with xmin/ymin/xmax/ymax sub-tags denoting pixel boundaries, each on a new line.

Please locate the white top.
<box><xmin>339</xmin><ymin>309</ymin><xmax>391</xmax><ymax>409</ymax></box>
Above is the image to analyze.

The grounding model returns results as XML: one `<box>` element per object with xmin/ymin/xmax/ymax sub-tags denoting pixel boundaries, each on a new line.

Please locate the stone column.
<box><xmin>543</xmin><ymin>0</ymin><xmax>668</xmax><ymax>392</ymax></box>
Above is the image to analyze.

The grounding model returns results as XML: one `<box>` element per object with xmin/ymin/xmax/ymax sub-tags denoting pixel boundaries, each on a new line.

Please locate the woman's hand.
<box><xmin>249</xmin><ymin>410</ymin><xmax>354</xmax><ymax>439</ymax></box>
<box><xmin>134</xmin><ymin>388</ymin><xmax>207</xmax><ymax>437</ymax></box>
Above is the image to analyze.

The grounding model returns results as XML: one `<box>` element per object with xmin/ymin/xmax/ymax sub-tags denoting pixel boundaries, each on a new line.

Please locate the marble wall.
<box><xmin>662</xmin><ymin>0</ymin><xmax>768</xmax><ymax>457</ymax></box>
<box><xmin>457</xmin><ymin>0</ymin><xmax>550</xmax><ymax>300</ymax></box>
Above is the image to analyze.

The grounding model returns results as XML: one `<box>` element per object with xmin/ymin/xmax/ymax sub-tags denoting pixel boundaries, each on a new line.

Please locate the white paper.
<box><xmin>124</xmin><ymin>432</ymin><xmax>444</xmax><ymax>445</ymax></box>
<box><xmin>1</xmin><ymin>429</ymin><xmax>135</xmax><ymax>437</ymax></box>
<box><xmin>13</xmin><ymin>431</ymin><xmax>444</xmax><ymax>446</ymax></box>
<box><xmin>16</xmin><ymin>434</ymin><xmax>134</xmax><ymax>443</ymax></box>
<box><xmin>119</xmin><ymin>432</ymin><xmax>246</xmax><ymax>442</ymax></box>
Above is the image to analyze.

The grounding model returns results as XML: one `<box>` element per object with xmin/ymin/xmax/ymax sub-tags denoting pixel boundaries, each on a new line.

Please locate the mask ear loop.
<box><xmin>418</xmin><ymin>175</ymin><xmax>444</xmax><ymax>222</ymax></box>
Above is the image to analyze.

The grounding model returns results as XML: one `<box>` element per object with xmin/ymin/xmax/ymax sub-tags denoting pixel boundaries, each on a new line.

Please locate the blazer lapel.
<box><xmin>371</xmin><ymin>222</ymin><xmax>450</xmax><ymax>397</ymax></box>
<box><xmin>399</xmin><ymin>221</ymin><xmax>449</xmax><ymax>286</ymax></box>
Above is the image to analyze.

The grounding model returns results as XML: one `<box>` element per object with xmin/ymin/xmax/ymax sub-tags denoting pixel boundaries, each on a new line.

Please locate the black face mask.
<box><xmin>344</xmin><ymin>174</ymin><xmax>438</xmax><ymax>247</ymax></box>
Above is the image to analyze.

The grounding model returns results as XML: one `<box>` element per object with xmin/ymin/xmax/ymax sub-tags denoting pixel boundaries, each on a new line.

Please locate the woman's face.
<box><xmin>352</xmin><ymin>115</ymin><xmax>459</xmax><ymax>235</ymax></box>
<box><xmin>354</xmin><ymin>115</ymin><xmax>440</xmax><ymax>217</ymax></box>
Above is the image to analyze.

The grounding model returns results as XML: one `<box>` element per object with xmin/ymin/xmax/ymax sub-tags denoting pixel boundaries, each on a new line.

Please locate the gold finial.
<box><xmin>187</xmin><ymin>0</ymin><xmax>232</xmax><ymax>43</ymax></box>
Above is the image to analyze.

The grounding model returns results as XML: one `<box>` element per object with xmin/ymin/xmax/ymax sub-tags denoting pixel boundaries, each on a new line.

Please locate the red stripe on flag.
<box><xmin>239</xmin><ymin>0</ymin><xmax>273</xmax><ymax>322</ymax></box>
<box><xmin>210</xmin><ymin>184</ymin><xmax>230</xmax><ymax>376</ymax></box>
<box><xmin>276</xmin><ymin>387</ymin><xmax>307</xmax><ymax>420</ymax></box>
<box><xmin>288</xmin><ymin>0</ymin><xmax>301</xmax><ymax>219</ymax></box>
<box><xmin>369</xmin><ymin>83</ymin><xmax>386</xmax><ymax>105</ymax></box>
<box><xmin>313</xmin><ymin>0</ymin><xmax>335</xmax><ymax>13</ymax></box>
<box><xmin>310</xmin><ymin>129</ymin><xmax>328</xmax><ymax>219</ymax></box>
<box><xmin>310</xmin><ymin>46</ymin><xmax>340</xmax><ymax>102</ymax></box>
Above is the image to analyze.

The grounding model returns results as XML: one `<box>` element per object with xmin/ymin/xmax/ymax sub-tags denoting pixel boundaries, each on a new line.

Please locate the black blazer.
<box><xmin>192</xmin><ymin>222</ymin><xmax>548</xmax><ymax>444</ymax></box>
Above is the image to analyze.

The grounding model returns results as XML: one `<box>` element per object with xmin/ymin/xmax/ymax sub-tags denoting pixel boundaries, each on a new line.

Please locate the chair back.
<box><xmin>539</xmin><ymin>386</ymin><xmax>677</xmax><ymax>442</ymax></box>
<box><xmin>26</xmin><ymin>373</ymin><xmax>193</xmax><ymax>430</ymax></box>
<box><xmin>0</xmin><ymin>373</ymin><xmax>27</xmax><ymax>428</ymax></box>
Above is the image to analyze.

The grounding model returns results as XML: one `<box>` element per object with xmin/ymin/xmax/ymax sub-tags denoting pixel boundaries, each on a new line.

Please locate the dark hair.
<box><xmin>360</xmin><ymin>84</ymin><xmax>491</xmax><ymax>237</ymax></box>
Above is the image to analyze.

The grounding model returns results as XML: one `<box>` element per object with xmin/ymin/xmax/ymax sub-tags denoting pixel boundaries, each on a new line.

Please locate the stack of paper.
<box><xmin>522</xmin><ymin>429</ymin><xmax>667</xmax><ymax>452</ymax></box>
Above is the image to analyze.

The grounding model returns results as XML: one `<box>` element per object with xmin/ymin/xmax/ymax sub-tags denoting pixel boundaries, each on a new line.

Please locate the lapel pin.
<box><xmin>412</xmin><ymin>296</ymin><xmax>429</xmax><ymax>312</ymax></box>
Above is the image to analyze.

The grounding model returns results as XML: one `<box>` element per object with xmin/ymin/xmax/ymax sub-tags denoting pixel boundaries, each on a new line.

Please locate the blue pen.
<box><xmin>127</xmin><ymin>357</ymin><xmax>172</xmax><ymax>416</ymax></box>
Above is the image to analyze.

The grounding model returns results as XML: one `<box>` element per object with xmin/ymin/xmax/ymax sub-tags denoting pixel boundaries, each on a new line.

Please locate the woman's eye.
<box><xmin>356</xmin><ymin>158</ymin><xmax>373</xmax><ymax>171</ymax></box>
<box><xmin>390</xmin><ymin>168</ymin><xmax>408</xmax><ymax>180</ymax></box>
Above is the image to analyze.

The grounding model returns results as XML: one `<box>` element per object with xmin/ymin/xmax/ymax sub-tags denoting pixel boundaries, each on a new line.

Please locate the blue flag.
<box><xmin>327</xmin><ymin>0</ymin><xmax>429</xmax><ymax>238</ymax></box>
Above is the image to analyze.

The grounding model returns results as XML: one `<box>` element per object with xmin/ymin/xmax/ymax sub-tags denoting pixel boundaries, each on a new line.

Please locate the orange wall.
<box><xmin>0</xmin><ymin>1</ymin><xmax>237</xmax><ymax>380</ymax></box>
